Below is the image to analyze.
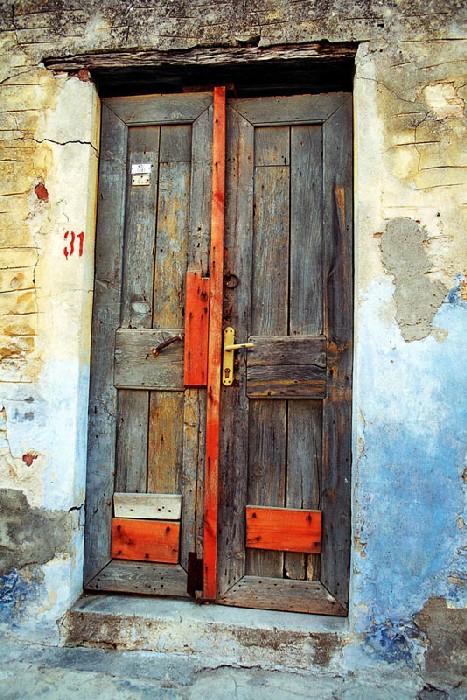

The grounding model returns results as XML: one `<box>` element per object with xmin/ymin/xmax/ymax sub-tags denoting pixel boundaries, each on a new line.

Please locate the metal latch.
<box><xmin>222</xmin><ymin>327</ymin><xmax>254</xmax><ymax>386</ymax></box>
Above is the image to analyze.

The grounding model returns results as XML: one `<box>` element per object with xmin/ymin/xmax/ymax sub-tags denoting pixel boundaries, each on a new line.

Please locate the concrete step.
<box><xmin>62</xmin><ymin>594</ymin><xmax>348</xmax><ymax>671</ymax></box>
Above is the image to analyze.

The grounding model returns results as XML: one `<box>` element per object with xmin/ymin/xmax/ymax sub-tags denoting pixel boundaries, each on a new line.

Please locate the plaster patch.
<box><xmin>424</xmin><ymin>83</ymin><xmax>465</xmax><ymax>121</ymax></box>
<box><xmin>415</xmin><ymin>597</ymin><xmax>467</xmax><ymax>688</ymax></box>
<box><xmin>381</xmin><ymin>218</ymin><xmax>448</xmax><ymax>341</ymax></box>
<box><xmin>0</xmin><ymin>488</ymin><xmax>78</xmax><ymax>577</ymax></box>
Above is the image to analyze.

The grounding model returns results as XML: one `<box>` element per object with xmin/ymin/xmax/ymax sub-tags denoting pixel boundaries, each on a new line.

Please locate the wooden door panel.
<box><xmin>246</xmin><ymin>336</ymin><xmax>327</xmax><ymax>399</ymax></box>
<box><xmin>85</xmin><ymin>93</ymin><xmax>213</xmax><ymax>593</ymax></box>
<box><xmin>246</xmin><ymin>400</ymin><xmax>287</xmax><ymax>577</ymax></box>
<box><xmin>216</xmin><ymin>105</ymin><xmax>254</xmax><ymax>594</ymax></box>
<box><xmin>147</xmin><ymin>392</ymin><xmax>184</xmax><ymax>494</ymax></box>
<box><xmin>114</xmin><ymin>328</ymin><xmax>184</xmax><ymax>390</ymax></box>
<box><xmin>217</xmin><ymin>93</ymin><xmax>352</xmax><ymax>615</ymax></box>
<box><xmin>116</xmin><ymin>125</ymin><xmax>160</xmax><ymax>496</ymax></box>
<box><xmin>245</xmin><ymin>506</ymin><xmax>321</xmax><ymax>553</ymax></box>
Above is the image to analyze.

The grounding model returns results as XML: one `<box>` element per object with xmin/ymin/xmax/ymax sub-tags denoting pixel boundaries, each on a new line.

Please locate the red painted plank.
<box><xmin>111</xmin><ymin>518</ymin><xmax>180</xmax><ymax>564</ymax></box>
<box><xmin>184</xmin><ymin>271</ymin><xmax>210</xmax><ymax>386</ymax></box>
<box><xmin>246</xmin><ymin>506</ymin><xmax>322</xmax><ymax>554</ymax></box>
<box><xmin>203</xmin><ymin>86</ymin><xmax>226</xmax><ymax>600</ymax></box>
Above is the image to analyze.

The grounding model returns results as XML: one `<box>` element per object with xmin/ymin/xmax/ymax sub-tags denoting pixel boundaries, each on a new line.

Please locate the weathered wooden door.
<box><xmin>216</xmin><ymin>94</ymin><xmax>352</xmax><ymax>615</ymax></box>
<box><xmin>85</xmin><ymin>92</ymin><xmax>215</xmax><ymax>596</ymax></box>
<box><xmin>85</xmin><ymin>89</ymin><xmax>352</xmax><ymax>615</ymax></box>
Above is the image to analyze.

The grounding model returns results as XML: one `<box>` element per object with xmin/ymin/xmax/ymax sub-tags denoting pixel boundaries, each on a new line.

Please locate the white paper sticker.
<box><xmin>131</xmin><ymin>163</ymin><xmax>152</xmax><ymax>175</ymax></box>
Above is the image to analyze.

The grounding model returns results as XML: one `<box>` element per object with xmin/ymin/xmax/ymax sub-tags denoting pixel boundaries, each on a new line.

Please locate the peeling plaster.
<box><xmin>0</xmin><ymin>488</ymin><xmax>79</xmax><ymax>577</ymax></box>
<box><xmin>424</xmin><ymin>82</ymin><xmax>465</xmax><ymax>121</ymax></box>
<box><xmin>380</xmin><ymin>218</ymin><xmax>448</xmax><ymax>341</ymax></box>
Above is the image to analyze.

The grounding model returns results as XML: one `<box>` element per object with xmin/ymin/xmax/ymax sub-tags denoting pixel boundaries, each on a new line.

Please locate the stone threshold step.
<box><xmin>62</xmin><ymin>594</ymin><xmax>348</xmax><ymax>671</ymax></box>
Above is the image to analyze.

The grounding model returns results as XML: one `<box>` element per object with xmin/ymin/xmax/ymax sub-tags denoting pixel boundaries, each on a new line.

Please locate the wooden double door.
<box><xmin>85</xmin><ymin>88</ymin><xmax>352</xmax><ymax>616</ymax></box>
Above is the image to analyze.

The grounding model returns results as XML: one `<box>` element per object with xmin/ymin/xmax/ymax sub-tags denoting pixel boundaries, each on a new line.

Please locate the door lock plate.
<box><xmin>223</xmin><ymin>327</ymin><xmax>254</xmax><ymax>386</ymax></box>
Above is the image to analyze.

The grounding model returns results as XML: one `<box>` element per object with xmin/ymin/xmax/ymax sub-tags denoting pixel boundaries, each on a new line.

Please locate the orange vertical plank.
<box><xmin>111</xmin><ymin>518</ymin><xmax>180</xmax><ymax>563</ymax></box>
<box><xmin>184</xmin><ymin>271</ymin><xmax>210</xmax><ymax>386</ymax></box>
<box><xmin>245</xmin><ymin>506</ymin><xmax>322</xmax><ymax>554</ymax></box>
<box><xmin>203</xmin><ymin>86</ymin><xmax>226</xmax><ymax>600</ymax></box>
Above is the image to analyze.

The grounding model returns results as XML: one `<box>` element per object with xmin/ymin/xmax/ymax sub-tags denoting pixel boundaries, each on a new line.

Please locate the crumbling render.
<box><xmin>381</xmin><ymin>217</ymin><xmax>448</xmax><ymax>341</ymax></box>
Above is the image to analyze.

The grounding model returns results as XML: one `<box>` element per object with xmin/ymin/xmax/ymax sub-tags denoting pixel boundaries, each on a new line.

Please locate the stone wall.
<box><xmin>0</xmin><ymin>0</ymin><xmax>465</xmax><ymax>687</ymax></box>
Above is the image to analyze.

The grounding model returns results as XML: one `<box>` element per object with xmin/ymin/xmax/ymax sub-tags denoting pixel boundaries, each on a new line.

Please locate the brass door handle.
<box><xmin>223</xmin><ymin>327</ymin><xmax>254</xmax><ymax>386</ymax></box>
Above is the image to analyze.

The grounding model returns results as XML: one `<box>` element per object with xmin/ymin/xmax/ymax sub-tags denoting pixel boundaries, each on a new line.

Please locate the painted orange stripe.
<box><xmin>203</xmin><ymin>86</ymin><xmax>226</xmax><ymax>600</ymax></box>
<box><xmin>111</xmin><ymin>518</ymin><xmax>180</xmax><ymax>564</ymax></box>
<box><xmin>246</xmin><ymin>506</ymin><xmax>322</xmax><ymax>554</ymax></box>
<box><xmin>184</xmin><ymin>271</ymin><xmax>210</xmax><ymax>387</ymax></box>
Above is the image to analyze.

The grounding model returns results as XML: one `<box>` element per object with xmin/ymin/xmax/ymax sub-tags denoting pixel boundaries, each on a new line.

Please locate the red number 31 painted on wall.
<box><xmin>63</xmin><ymin>231</ymin><xmax>84</xmax><ymax>259</ymax></box>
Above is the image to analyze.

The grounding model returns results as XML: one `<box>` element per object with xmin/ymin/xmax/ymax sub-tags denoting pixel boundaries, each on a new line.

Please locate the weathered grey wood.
<box><xmin>159</xmin><ymin>124</ymin><xmax>192</xmax><ymax>162</ymax></box>
<box><xmin>115</xmin><ymin>126</ymin><xmax>160</xmax><ymax>494</ymax></box>
<box><xmin>153</xmin><ymin>129</ymin><xmax>191</xmax><ymax>328</ymax></box>
<box><xmin>84</xmin><ymin>104</ymin><xmax>127</xmax><ymax>585</ymax></box>
<box><xmin>254</xmin><ymin>126</ymin><xmax>289</xmax><ymax>166</ymax></box>
<box><xmin>246</xmin><ymin>401</ymin><xmax>287</xmax><ymax>577</ymax></box>
<box><xmin>147</xmin><ymin>392</ymin><xmax>184</xmax><ymax>493</ymax></box>
<box><xmin>148</xmin><ymin>124</ymin><xmax>192</xmax><ymax>512</ymax></box>
<box><xmin>287</xmin><ymin>125</ymin><xmax>324</xmax><ymax>580</ymax></box>
<box><xmin>246</xmin><ymin>364</ymin><xmax>327</xmax><ymax>399</ymax></box>
<box><xmin>87</xmin><ymin>93</ymin><xmax>214</xmax><ymax>599</ymax></box>
<box><xmin>114</xmin><ymin>328</ymin><xmax>184</xmax><ymax>390</ymax></box>
<box><xmin>250</xmin><ymin>166</ymin><xmax>289</xmax><ymax>334</ymax></box>
<box><xmin>248</xmin><ymin>336</ymin><xmax>326</xmax><ymax>365</ymax></box>
<box><xmin>246</xmin><ymin>336</ymin><xmax>327</xmax><ymax>400</ymax></box>
<box><xmin>321</xmin><ymin>94</ymin><xmax>353</xmax><ymax>610</ymax></box>
<box><xmin>180</xmin><ymin>389</ymin><xmax>206</xmax><ymax>570</ymax></box>
<box><xmin>86</xmin><ymin>560</ymin><xmax>189</xmax><ymax>597</ymax></box>
<box><xmin>246</xmin><ymin>141</ymin><xmax>290</xmax><ymax>577</ymax></box>
<box><xmin>113</xmin><ymin>493</ymin><xmax>182</xmax><ymax>520</ymax></box>
<box><xmin>231</xmin><ymin>93</ymin><xmax>348</xmax><ymax>127</ymax></box>
<box><xmin>188</xmin><ymin>104</ymin><xmax>213</xmax><ymax>274</ymax></box>
<box><xmin>285</xmin><ymin>401</ymin><xmax>322</xmax><ymax>580</ymax></box>
<box><xmin>105</xmin><ymin>93</ymin><xmax>213</xmax><ymax>126</ymax></box>
<box><xmin>180</xmin><ymin>105</ymin><xmax>213</xmax><ymax>572</ymax></box>
<box><xmin>120</xmin><ymin>127</ymin><xmax>160</xmax><ymax>329</ymax></box>
<box><xmin>218</xmin><ymin>576</ymin><xmax>346</xmax><ymax>616</ymax></box>
<box><xmin>217</xmin><ymin>106</ymin><xmax>254</xmax><ymax>594</ymax></box>
<box><xmin>45</xmin><ymin>43</ymin><xmax>357</xmax><ymax>72</ymax></box>
<box><xmin>290</xmin><ymin>125</ymin><xmax>323</xmax><ymax>338</ymax></box>
<box><xmin>115</xmin><ymin>390</ymin><xmax>148</xmax><ymax>493</ymax></box>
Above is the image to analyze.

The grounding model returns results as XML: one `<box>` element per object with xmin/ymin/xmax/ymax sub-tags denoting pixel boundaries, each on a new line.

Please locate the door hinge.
<box><xmin>187</xmin><ymin>552</ymin><xmax>203</xmax><ymax>597</ymax></box>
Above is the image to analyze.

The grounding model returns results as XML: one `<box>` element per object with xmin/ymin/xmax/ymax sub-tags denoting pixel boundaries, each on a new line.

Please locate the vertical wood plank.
<box><xmin>85</xmin><ymin>104</ymin><xmax>127</xmax><ymax>584</ymax></box>
<box><xmin>180</xmin><ymin>388</ymin><xmax>206</xmax><ymax>570</ymax></box>
<box><xmin>147</xmin><ymin>392</ymin><xmax>184</xmax><ymax>494</ymax></box>
<box><xmin>181</xmin><ymin>102</ymin><xmax>213</xmax><ymax>573</ymax></box>
<box><xmin>188</xmin><ymin>104</ymin><xmax>213</xmax><ymax>275</ymax></box>
<box><xmin>217</xmin><ymin>105</ymin><xmax>254</xmax><ymax>595</ymax></box>
<box><xmin>247</xmin><ymin>128</ymin><xmax>290</xmax><ymax>578</ymax></box>
<box><xmin>115</xmin><ymin>126</ymin><xmax>160</xmax><ymax>494</ymax></box>
<box><xmin>148</xmin><ymin>125</ymin><xmax>192</xmax><ymax>504</ymax></box>
<box><xmin>204</xmin><ymin>86</ymin><xmax>226</xmax><ymax>600</ymax></box>
<box><xmin>152</xmin><ymin>126</ymin><xmax>192</xmax><ymax>328</ymax></box>
<box><xmin>120</xmin><ymin>127</ymin><xmax>160</xmax><ymax>329</ymax></box>
<box><xmin>247</xmin><ymin>400</ymin><xmax>287</xmax><ymax>578</ymax></box>
<box><xmin>289</xmin><ymin>126</ymin><xmax>323</xmax><ymax>337</ymax></box>
<box><xmin>285</xmin><ymin>401</ymin><xmax>322</xmax><ymax>580</ymax></box>
<box><xmin>184</xmin><ymin>271</ymin><xmax>209</xmax><ymax>387</ymax></box>
<box><xmin>322</xmin><ymin>96</ymin><xmax>353</xmax><ymax>609</ymax></box>
<box><xmin>286</xmin><ymin>125</ymin><xmax>323</xmax><ymax>580</ymax></box>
